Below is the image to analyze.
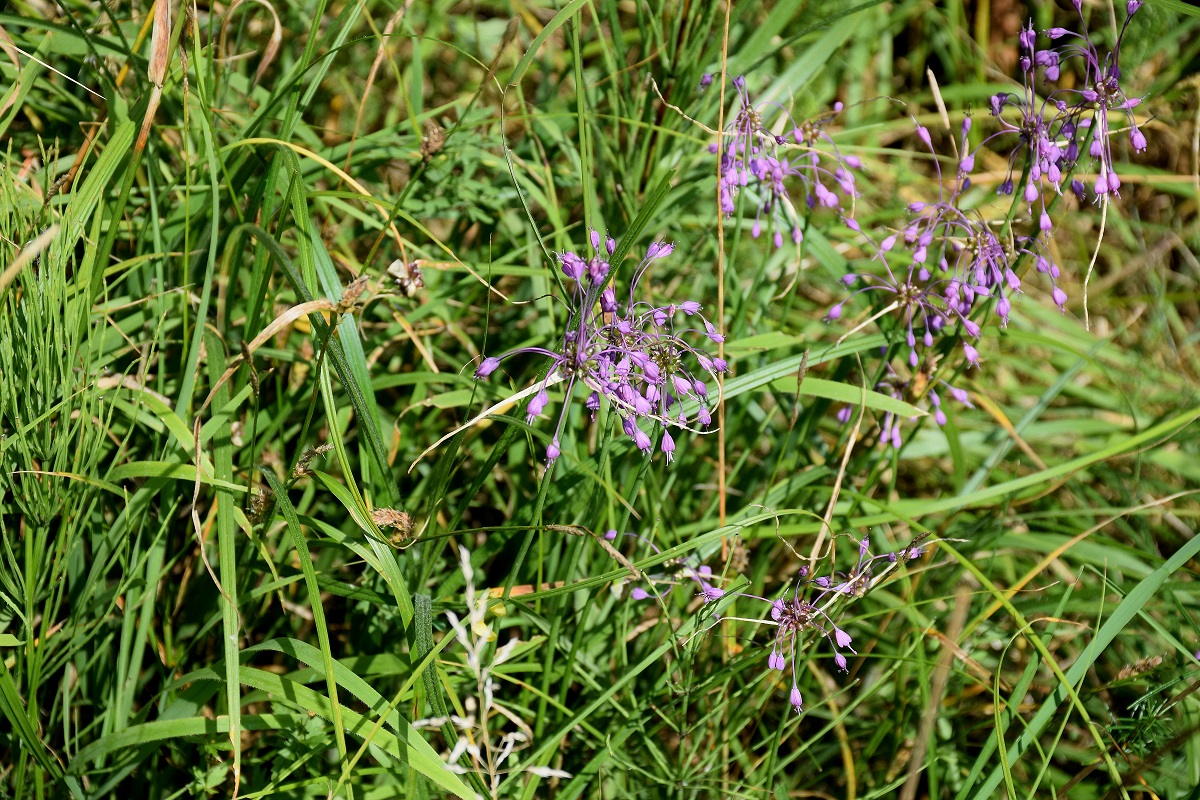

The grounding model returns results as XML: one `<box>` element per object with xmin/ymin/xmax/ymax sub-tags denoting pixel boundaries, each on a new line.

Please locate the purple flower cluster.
<box><xmin>608</xmin><ymin>526</ymin><xmax>928</xmax><ymax>714</ymax></box>
<box><xmin>708</xmin><ymin>74</ymin><xmax>863</xmax><ymax>247</ymax></box>
<box><xmin>837</xmin><ymin>116</ymin><xmax>1071</xmax><ymax>363</ymax></box>
<box><xmin>474</xmin><ymin>231</ymin><xmax>727</xmax><ymax>463</ymax></box>
<box><xmin>984</xmin><ymin>23</ymin><xmax>1071</xmax><ymax>220</ymax></box>
<box><xmin>824</xmin><ymin>5</ymin><xmax>1147</xmax><ymax>448</ymax></box>
<box><xmin>613</xmin><ymin>533</ymin><xmax>921</xmax><ymax>714</ymax></box>
<box><xmin>741</xmin><ymin>537</ymin><xmax>924</xmax><ymax>713</ymax></box>
<box><xmin>1045</xmin><ymin>1</ymin><xmax>1147</xmax><ymax>197</ymax></box>
<box><xmin>981</xmin><ymin>2</ymin><xmax>1146</xmax><ymax>207</ymax></box>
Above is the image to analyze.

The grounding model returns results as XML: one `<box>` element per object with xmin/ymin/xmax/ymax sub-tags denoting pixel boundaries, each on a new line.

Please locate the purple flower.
<box><xmin>474</xmin><ymin>356</ymin><xmax>501</xmax><ymax>378</ymax></box>
<box><xmin>661</xmin><ymin>431</ymin><xmax>676</xmax><ymax>463</ymax></box>
<box><xmin>712</xmin><ymin>74</ymin><xmax>862</xmax><ymax>247</ymax></box>
<box><xmin>1034</xmin><ymin>4</ymin><xmax>1147</xmax><ymax>200</ymax></box>
<box><xmin>723</xmin><ymin>537</ymin><xmax>917</xmax><ymax>713</ymax></box>
<box><xmin>833</xmin><ymin>628</ymin><xmax>854</xmax><ymax>649</ymax></box>
<box><xmin>1052</xmin><ymin>286</ymin><xmax>1068</xmax><ymax>310</ymax></box>
<box><xmin>526</xmin><ymin>389</ymin><xmax>549</xmax><ymax>422</ymax></box>
<box><xmin>474</xmin><ymin>233</ymin><xmax>724</xmax><ymax>464</ymax></box>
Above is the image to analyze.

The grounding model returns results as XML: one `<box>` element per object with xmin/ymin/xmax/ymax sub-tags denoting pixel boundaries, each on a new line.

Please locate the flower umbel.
<box><xmin>474</xmin><ymin>232</ymin><xmax>726</xmax><ymax>463</ymax></box>
<box><xmin>732</xmin><ymin>537</ymin><xmax>921</xmax><ymax>713</ymax></box>
<box><xmin>711</xmin><ymin>75</ymin><xmax>862</xmax><ymax>247</ymax></box>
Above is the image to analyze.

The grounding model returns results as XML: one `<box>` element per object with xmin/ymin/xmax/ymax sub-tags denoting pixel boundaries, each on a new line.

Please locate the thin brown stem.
<box><xmin>716</xmin><ymin>0</ymin><xmax>732</xmax><ymax>536</ymax></box>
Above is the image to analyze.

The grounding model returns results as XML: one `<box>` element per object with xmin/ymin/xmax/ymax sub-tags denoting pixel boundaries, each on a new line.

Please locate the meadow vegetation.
<box><xmin>1</xmin><ymin>0</ymin><xmax>1200</xmax><ymax>797</ymax></box>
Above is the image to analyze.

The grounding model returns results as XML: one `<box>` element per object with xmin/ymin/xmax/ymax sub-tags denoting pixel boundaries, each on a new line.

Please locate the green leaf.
<box><xmin>1151</xmin><ymin>0</ymin><xmax>1200</xmax><ymax>17</ymax></box>
<box><xmin>787</xmin><ymin>376</ymin><xmax>925</xmax><ymax>419</ymax></box>
<box><xmin>261</xmin><ymin>471</ymin><xmax>349</xmax><ymax>765</ymax></box>
<box><xmin>506</xmin><ymin>0</ymin><xmax>589</xmax><ymax>86</ymax></box>
<box><xmin>0</xmin><ymin>660</ymin><xmax>63</xmax><ymax>779</ymax></box>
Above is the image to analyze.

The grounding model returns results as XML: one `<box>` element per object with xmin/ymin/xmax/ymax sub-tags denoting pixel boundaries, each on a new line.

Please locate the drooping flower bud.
<box><xmin>661</xmin><ymin>431</ymin><xmax>675</xmax><ymax>463</ymax></box>
<box><xmin>526</xmin><ymin>390</ymin><xmax>549</xmax><ymax>422</ymax></box>
<box><xmin>475</xmin><ymin>357</ymin><xmax>501</xmax><ymax>378</ymax></box>
<box><xmin>587</xmin><ymin>257</ymin><xmax>610</xmax><ymax>287</ymax></box>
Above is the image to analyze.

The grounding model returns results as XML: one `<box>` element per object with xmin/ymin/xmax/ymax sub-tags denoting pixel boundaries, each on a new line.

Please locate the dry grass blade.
<box><xmin>0</xmin><ymin>25</ymin><xmax>22</xmax><ymax>118</ymax></box>
<box><xmin>0</xmin><ymin>224</ymin><xmax>58</xmax><ymax>297</ymax></box>
<box><xmin>970</xmin><ymin>390</ymin><xmax>1048</xmax><ymax>471</ymax></box>
<box><xmin>344</xmin><ymin>3</ymin><xmax>413</xmax><ymax>186</ymax></box>
<box><xmin>136</xmin><ymin>0</ymin><xmax>170</xmax><ymax>153</ymax></box>
<box><xmin>218</xmin><ymin>0</ymin><xmax>283</xmax><ymax>86</ymax></box>
<box><xmin>581</xmin><ymin>529</ymin><xmax>642</xmax><ymax>580</ymax></box>
<box><xmin>484</xmin><ymin>18</ymin><xmax>519</xmax><ymax>84</ymax></box>
<box><xmin>148</xmin><ymin>0</ymin><xmax>169</xmax><ymax>87</ymax></box>
<box><xmin>7</xmin><ymin>42</ymin><xmax>106</xmax><ymax>102</ymax></box>
<box><xmin>407</xmin><ymin>373</ymin><xmax>566</xmax><ymax>473</ymax></box>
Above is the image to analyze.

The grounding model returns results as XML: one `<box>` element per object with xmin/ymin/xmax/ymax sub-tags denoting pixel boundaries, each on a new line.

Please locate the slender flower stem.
<box><xmin>716</xmin><ymin>0</ymin><xmax>732</xmax><ymax>534</ymax></box>
<box><xmin>409</xmin><ymin>372</ymin><xmax>566</xmax><ymax>472</ymax></box>
<box><xmin>810</xmin><ymin>382</ymin><xmax>866</xmax><ymax>573</ymax></box>
<box><xmin>715</xmin><ymin>13</ymin><xmax>734</xmax><ymax>792</ymax></box>
<box><xmin>1083</xmin><ymin>197</ymin><xmax>1108</xmax><ymax>331</ymax></box>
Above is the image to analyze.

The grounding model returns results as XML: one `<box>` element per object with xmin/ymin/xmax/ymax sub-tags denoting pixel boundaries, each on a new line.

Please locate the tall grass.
<box><xmin>1</xmin><ymin>0</ymin><xmax>1199</xmax><ymax>797</ymax></box>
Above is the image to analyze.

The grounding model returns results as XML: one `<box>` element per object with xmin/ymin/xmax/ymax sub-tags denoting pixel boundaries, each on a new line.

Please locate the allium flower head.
<box><xmin>726</xmin><ymin>537</ymin><xmax>920</xmax><ymax>714</ymax></box>
<box><xmin>1042</xmin><ymin>2</ymin><xmax>1146</xmax><ymax>199</ymax></box>
<box><xmin>830</xmin><ymin>110</ymin><xmax>1076</xmax><ymax>398</ymax></box>
<box><xmin>711</xmin><ymin>74</ymin><xmax>863</xmax><ymax>247</ymax></box>
<box><xmin>832</xmin><ymin>121</ymin><xmax>1022</xmax><ymax>366</ymax></box>
<box><xmin>984</xmin><ymin>9</ymin><xmax>1147</xmax><ymax>206</ymax></box>
<box><xmin>474</xmin><ymin>232</ymin><xmax>725</xmax><ymax>463</ymax></box>
<box><xmin>982</xmin><ymin>24</ymin><xmax>1069</xmax><ymax>219</ymax></box>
